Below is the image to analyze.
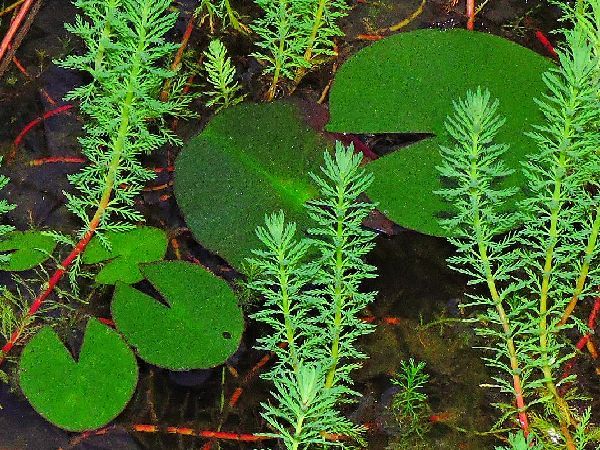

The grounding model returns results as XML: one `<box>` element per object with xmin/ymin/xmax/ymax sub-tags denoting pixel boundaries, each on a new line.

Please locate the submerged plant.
<box><xmin>203</xmin><ymin>39</ymin><xmax>245</xmax><ymax>112</ymax></box>
<box><xmin>248</xmin><ymin>142</ymin><xmax>377</xmax><ymax>448</ymax></box>
<box><xmin>0</xmin><ymin>0</ymin><xmax>192</xmax><ymax>365</ymax></box>
<box><xmin>195</xmin><ymin>0</ymin><xmax>246</xmax><ymax>33</ymax></box>
<box><xmin>390</xmin><ymin>359</ymin><xmax>430</xmax><ymax>439</ymax></box>
<box><xmin>435</xmin><ymin>2</ymin><xmax>600</xmax><ymax>444</ymax></box>
<box><xmin>251</xmin><ymin>0</ymin><xmax>349</xmax><ymax>100</ymax></box>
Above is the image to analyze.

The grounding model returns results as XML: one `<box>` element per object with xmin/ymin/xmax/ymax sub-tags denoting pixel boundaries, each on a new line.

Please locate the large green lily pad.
<box><xmin>327</xmin><ymin>29</ymin><xmax>553</xmax><ymax>236</ymax></box>
<box><xmin>175</xmin><ymin>101</ymin><xmax>328</xmax><ymax>270</ymax></box>
<box><xmin>112</xmin><ymin>261</ymin><xmax>244</xmax><ymax>370</ymax></box>
<box><xmin>0</xmin><ymin>230</ymin><xmax>57</xmax><ymax>271</ymax></box>
<box><xmin>19</xmin><ymin>319</ymin><xmax>138</xmax><ymax>431</ymax></box>
<box><xmin>82</xmin><ymin>227</ymin><xmax>168</xmax><ymax>284</ymax></box>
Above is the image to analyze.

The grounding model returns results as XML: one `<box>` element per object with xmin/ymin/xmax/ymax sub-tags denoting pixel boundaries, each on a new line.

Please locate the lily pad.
<box><xmin>175</xmin><ymin>101</ymin><xmax>328</xmax><ymax>270</ymax></box>
<box><xmin>19</xmin><ymin>319</ymin><xmax>138</xmax><ymax>432</ymax></box>
<box><xmin>112</xmin><ymin>260</ymin><xmax>244</xmax><ymax>370</ymax></box>
<box><xmin>82</xmin><ymin>227</ymin><xmax>168</xmax><ymax>284</ymax></box>
<box><xmin>327</xmin><ymin>29</ymin><xmax>553</xmax><ymax>236</ymax></box>
<box><xmin>0</xmin><ymin>230</ymin><xmax>57</xmax><ymax>271</ymax></box>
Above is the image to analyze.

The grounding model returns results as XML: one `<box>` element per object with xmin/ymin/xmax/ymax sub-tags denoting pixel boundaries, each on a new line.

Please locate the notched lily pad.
<box><xmin>18</xmin><ymin>319</ymin><xmax>138</xmax><ymax>432</ymax></box>
<box><xmin>82</xmin><ymin>227</ymin><xmax>168</xmax><ymax>284</ymax></box>
<box><xmin>0</xmin><ymin>230</ymin><xmax>57</xmax><ymax>271</ymax></box>
<box><xmin>112</xmin><ymin>260</ymin><xmax>244</xmax><ymax>370</ymax></box>
<box><xmin>175</xmin><ymin>101</ymin><xmax>328</xmax><ymax>270</ymax></box>
<box><xmin>327</xmin><ymin>29</ymin><xmax>553</xmax><ymax>236</ymax></box>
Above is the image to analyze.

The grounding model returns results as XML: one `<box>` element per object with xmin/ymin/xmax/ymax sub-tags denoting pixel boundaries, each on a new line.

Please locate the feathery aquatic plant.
<box><xmin>203</xmin><ymin>39</ymin><xmax>245</xmax><ymax>112</ymax></box>
<box><xmin>251</xmin><ymin>0</ymin><xmax>349</xmax><ymax>100</ymax></box>
<box><xmin>56</xmin><ymin>0</ymin><xmax>193</xmax><ymax>241</ymax></box>
<box><xmin>436</xmin><ymin>3</ymin><xmax>600</xmax><ymax>444</ymax></box>
<box><xmin>248</xmin><ymin>142</ymin><xmax>376</xmax><ymax>449</ymax></box>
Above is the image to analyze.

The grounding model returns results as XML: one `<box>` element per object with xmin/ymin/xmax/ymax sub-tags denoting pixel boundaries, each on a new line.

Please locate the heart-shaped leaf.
<box><xmin>327</xmin><ymin>29</ymin><xmax>553</xmax><ymax>236</ymax></box>
<box><xmin>112</xmin><ymin>260</ymin><xmax>244</xmax><ymax>370</ymax></box>
<box><xmin>0</xmin><ymin>231</ymin><xmax>57</xmax><ymax>271</ymax></box>
<box><xmin>18</xmin><ymin>319</ymin><xmax>138</xmax><ymax>431</ymax></box>
<box><xmin>82</xmin><ymin>227</ymin><xmax>168</xmax><ymax>284</ymax></box>
<box><xmin>175</xmin><ymin>101</ymin><xmax>328</xmax><ymax>270</ymax></box>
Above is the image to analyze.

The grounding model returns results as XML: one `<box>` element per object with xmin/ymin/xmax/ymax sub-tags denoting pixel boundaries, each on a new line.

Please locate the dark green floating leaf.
<box><xmin>327</xmin><ymin>29</ymin><xmax>553</xmax><ymax>236</ymax></box>
<box><xmin>19</xmin><ymin>319</ymin><xmax>138</xmax><ymax>432</ymax></box>
<box><xmin>82</xmin><ymin>227</ymin><xmax>168</xmax><ymax>284</ymax></box>
<box><xmin>175</xmin><ymin>101</ymin><xmax>328</xmax><ymax>270</ymax></box>
<box><xmin>112</xmin><ymin>260</ymin><xmax>244</xmax><ymax>370</ymax></box>
<box><xmin>0</xmin><ymin>230</ymin><xmax>57</xmax><ymax>271</ymax></box>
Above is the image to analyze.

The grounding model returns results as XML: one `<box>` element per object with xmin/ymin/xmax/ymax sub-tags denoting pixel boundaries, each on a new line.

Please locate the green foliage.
<box><xmin>203</xmin><ymin>39</ymin><xmax>245</xmax><ymax>112</ymax></box>
<box><xmin>111</xmin><ymin>261</ymin><xmax>244</xmax><ymax>370</ymax></box>
<box><xmin>494</xmin><ymin>432</ymin><xmax>543</xmax><ymax>450</ymax></box>
<box><xmin>390</xmin><ymin>359</ymin><xmax>430</xmax><ymax>438</ymax></box>
<box><xmin>251</xmin><ymin>0</ymin><xmax>349</xmax><ymax>99</ymax></box>
<box><xmin>435</xmin><ymin>4</ymin><xmax>600</xmax><ymax>442</ymax></box>
<box><xmin>56</xmin><ymin>0</ymin><xmax>193</xmax><ymax>238</ymax></box>
<box><xmin>174</xmin><ymin>101</ymin><xmax>328</xmax><ymax>270</ymax></box>
<box><xmin>0</xmin><ymin>157</ymin><xmax>15</xmax><ymax>253</ymax></box>
<box><xmin>0</xmin><ymin>231</ymin><xmax>57</xmax><ymax>271</ymax></box>
<box><xmin>326</xmin><ymin>29</ymin><xmax>552</xmax><ymax>236</ymax></box>
<box><xmin>195</xmin><ymin>0</ymin><xmax>244</xmax><ymax>33</ymax></box>
<box><xmin>247</xmin><ymin>142</ymin><xmax>376</xmax><ymax>449</ymax></box>
<box><xmin>82</xmin><ymin>226</ymin><xmax>168</xmax><ymax>284</ymax></box>
<box><xmin>18</xmin><ymin>319</ymin><xmax>137</xmax><ymax>431</ymax></box>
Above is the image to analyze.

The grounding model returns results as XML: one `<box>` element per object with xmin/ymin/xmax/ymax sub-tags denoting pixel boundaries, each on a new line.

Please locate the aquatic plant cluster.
<box><xmin>436</xmin><ymin>3</ymin><xmax>600</xmax><ymax>447</ymax></box>
<box><xmin>0</xmin><ymin>0</ymin><xmax>598</xmax><ymax>448</ymax></box>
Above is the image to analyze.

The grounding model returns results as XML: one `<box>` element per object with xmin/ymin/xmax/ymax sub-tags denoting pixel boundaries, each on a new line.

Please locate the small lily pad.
<box><xmin>0</xmin><ymin>230</ymin><xmax>57</xmax><ymax>271</ymax></box>
<box><xmin>175</xmin><ymin>101</ymin><xmax>328</xmax><ymax>270</ymax></box>
<box><xmin>18</xmin><ymin>319</ymin><xmax>138</xmax><ymax>431</ymax></box>
<box><xmin>82</xmin><ymin>227</ymin><xmax>168</xmax><ymax>284</ymax></box>
<box><xmin>112</xmin><ymin>260</ymin><xmax>244</xmax><ymax>370</ymax></box>
<box><xmin>327</xmin><ymin>29</ymin><xmax>553</xmax><ymax>236</ymax></box>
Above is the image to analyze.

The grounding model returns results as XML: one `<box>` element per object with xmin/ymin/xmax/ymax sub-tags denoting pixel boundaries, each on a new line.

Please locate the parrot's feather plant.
<box><xmin>0</xmin><ymin>0</ymin><xmax>192</xmax><ymax>364</ymax></box>
<box><xmin>251</xmin><ymin>0</ymin><xmax>349</xmax><ymax>100</ymax></box>
<box><xmin>436</xmin><ymin>2</ymin><xmax>600</xmax><ymax>447</ymax></box>
<box><xmin>248</xmin><ymin>142</ymin><xmax>377</xmax><ymax>449</ymax></box>
<box><xmin>57</xmin><ymin>0</ymin><xmax>192</xmax><ymax>240</ymax></box>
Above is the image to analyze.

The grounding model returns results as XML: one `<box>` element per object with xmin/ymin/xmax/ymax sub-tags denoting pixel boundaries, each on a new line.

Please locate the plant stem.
<box><xmin>325</xmin><ymin>184</ymin><xmax>345</xmax><ymax>389</ymax></box>
<box><xmin>294</xmin><ymin>0</ymin><xmax>326</xmax><ymax>85</ymax></box>
<box><xmin>0</xmin><ymin>7</ymin><xmax>146</xmax><ymax>366</ymax></box>
<box><xmin>279</xmin><ymin>255</ymin><xmax>300</xmax><ymax>371</ymax></box>
<box><xmin>536</xmin><ymin>149</ymin><xmax>575</xmax><ymax>448</ymax></box>
<box><xmin>559</xmin><ymin>207</ymin><xmax>600</xmax><ymax>325</ymax></box>
<box><xmin>467</xmin><ymin>140</ymin><xmax>530</xmax><ymax>433</ymax></box>
<box><xmin>266</xmin><ymin>19</ymin><xmax>286</xmax><ymax>102</ymax></box>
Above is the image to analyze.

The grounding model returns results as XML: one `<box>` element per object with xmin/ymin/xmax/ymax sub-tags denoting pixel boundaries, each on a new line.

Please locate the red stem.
<box><xmin>561</xmin><ymin>295</ymin><xmax>600</xmax><ymax>382</ymax></box>
<box><xmin>13</xmin><ymin>104</ymin><xmax>74</xmax><ymax>148</ymax></box>
<box><xmin>0</xmin><ymin>0</ymin><xmax>35</xmax><ymax>66</ymax></box>
<box><xmin>0</xmin><ymin>217</ymin><xmax>100</xmax><ymax>365</ymax></box>
<box><xmin>466</xmin><ymin>0</ymin><xmax>475</xmax><ymax>30</ymax></box>
<box><xmin>535</xmin><ymin>30</ymin><xmax>558</xmax><ymax>59</ymax></box>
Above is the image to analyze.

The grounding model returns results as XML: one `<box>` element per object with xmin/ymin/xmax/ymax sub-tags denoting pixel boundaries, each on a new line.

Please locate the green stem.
<box><xmin>94</xmin><ymin>0</ymin><xmax>118</xmax><ymax>72</ymax></box>
<box><xmin>536</xmin><ymin>137</ymin><xmax>575</xmax><ymax>448</ymax></box>
<box><xmin>325</xmin><ymin>185</ymin><xmax>345</xmax><ymax>389</ymax></box>
<box><xmin>468</xmin><ymin>136</ymin><xmax>530</xmax><ymax>434</ymax></box>
<box><xmin>266</xmin><ymin>2</ymin><xmax>287</xmax><ymax>102</ymax></box>
<box><xmin>294</xmin><ymin>0</ymin><xmax>327</xmax><ymax>85</ymax></box>
<box><xmin>279</xmin><ymin>256</ymin><xmax>300</xmax><ymax>371</ymax></box>
<box><xmin>560</xmin><ymin>206</ymin><xmax>600</xmax><ymax>325</ymax></box>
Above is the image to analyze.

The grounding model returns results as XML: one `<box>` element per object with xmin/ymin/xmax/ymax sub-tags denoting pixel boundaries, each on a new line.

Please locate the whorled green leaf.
<box><xmin>327</xmin><ymin>29</ymin><xmax>553</xmax><ymax>236</ymax></box>
<box><xmin>82</xmin><ymin>227</ymin><xmax>168</xmax><ymax>284</ymax></box>
<box><xmin>174</xmin><ymin>101</ymin><xmax>328</xmax><ymax>271</ymax></box>
<box><xmin>18</xmin><ymin>319</ymin><xmax>138</xmax><ymax>431</ymax></box>
<box><xmin>112</xmin><ymin>260</ymin><xmax>244</xmax><ymax>370</ymax></box>
<box><xmin>0</xmin><ymin>231</ymin><xmax>57</xmax><ymax>271</ymax></box>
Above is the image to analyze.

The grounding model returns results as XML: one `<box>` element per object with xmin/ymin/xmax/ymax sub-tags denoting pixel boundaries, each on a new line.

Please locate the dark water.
<box><xmin>0</xmin><ymin>0</ymin><xmax>564</xmax><ymax>448</ymax></box>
